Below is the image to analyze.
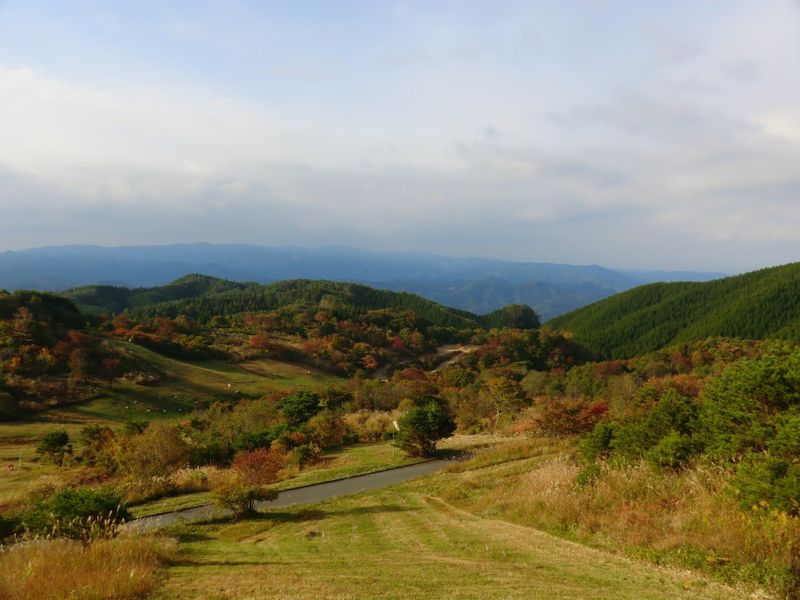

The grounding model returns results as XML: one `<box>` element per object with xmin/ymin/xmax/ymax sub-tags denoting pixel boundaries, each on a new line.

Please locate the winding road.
<box><xmin>128</xmin><ymin>459</ymin><xmax>448</xmax><ymax>531</ymax></box>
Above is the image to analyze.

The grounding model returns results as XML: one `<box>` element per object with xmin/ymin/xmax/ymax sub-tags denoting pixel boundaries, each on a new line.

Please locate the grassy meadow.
<box><xmin>152</xmin><ymin>465</ymin><xmax>748</xmax><ymax>600</ymax></box>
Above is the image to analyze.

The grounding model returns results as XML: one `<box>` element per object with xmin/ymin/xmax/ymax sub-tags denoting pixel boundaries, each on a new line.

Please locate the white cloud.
<box><xmin>756</xmin><ymin>111</ymin><xmax>800</xmax><ymax>143</ymax></box>
<box><xmin>0</xmin><ymin>2</ymin><xmax>799</xmax><ymax>271</ymax></box>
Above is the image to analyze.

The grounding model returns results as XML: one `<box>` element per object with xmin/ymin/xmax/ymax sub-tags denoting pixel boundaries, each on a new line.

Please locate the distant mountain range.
<box><xmin>0</xmin><ymin>244</ymin><xmax>725</xmax><ymax>320</ymax></box>
<box><xmin>548</xmin><ymin>262</ymin><xmax>800</xmax><ymax>358</ymax></box>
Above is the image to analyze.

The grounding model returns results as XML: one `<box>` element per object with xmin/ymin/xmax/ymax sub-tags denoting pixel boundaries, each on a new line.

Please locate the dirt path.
<box><xmin>432</xmin><ymin>344</ymin><xmax>479</xmax><ymax>371</ymax></box>
<box><xmin>371</xmin><ymin>344</ymin><xmax>478</xmax><ymax>380</ymax></box>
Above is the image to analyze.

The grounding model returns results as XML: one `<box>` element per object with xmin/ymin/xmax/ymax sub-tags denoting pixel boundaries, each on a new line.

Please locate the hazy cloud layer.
<box><xmin>0</xmin><ymin>0</ymin><xmax>799</xmax><ymax>271</ymax></box>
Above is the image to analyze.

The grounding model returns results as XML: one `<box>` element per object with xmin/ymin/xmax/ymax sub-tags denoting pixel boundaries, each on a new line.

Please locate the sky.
<box><xmin>0</xmin><ymin>0</ymin><xmax>799</xmax><ymax>272</ymax></box>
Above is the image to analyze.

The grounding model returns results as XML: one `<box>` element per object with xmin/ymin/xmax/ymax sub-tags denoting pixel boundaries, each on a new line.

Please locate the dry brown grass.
<box><xmin>121</xmin><ymin>466</ymin><xmax>223</xmax><ymax>506</ymax></box>
<box><xmin>446</xmin><ymin>435</ymin><xmax>574</xmax><ymax>472</ymax></box>
<box><xmin>435</xmin><ymin>441</ymin><xmax>800</xmax><ymax>594</ymax></box>
<box><xmin>0</xmin><ymin>534</ymin><xmax>178</xmax><ymax>600</ymax></box>
<box><xmin>342</xmin><ymin>409</ymin><xmax>401</xmax><ymax>442</ymax></box>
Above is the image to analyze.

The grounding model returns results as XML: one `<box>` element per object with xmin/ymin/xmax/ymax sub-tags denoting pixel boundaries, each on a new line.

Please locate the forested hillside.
<box><xmin>548</xmin><ymin>262</ymin><xmax>800</xmax><ymax>357</ymax></box>
<box><xmin>0</xmin><ymin>291</ymin><xmax>127</xmax><ymax>415</ymax></box>
<box><xmin>62</xmin><ymin>275</ymin><xmax>536</xmax><ymax>330</ymax></box>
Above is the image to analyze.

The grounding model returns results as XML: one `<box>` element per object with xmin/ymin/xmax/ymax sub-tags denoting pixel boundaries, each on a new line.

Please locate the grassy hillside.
<box><xmin>155</xmin><ymin>447</ymin><xmax>746</xmax><ymax>599</ymax></box>
<box><xmin>0</xmin><ymin>341</ymin><xmax>343</xmax><ymax>509</ymax></box>
<box><xmin>548</xmin><ymin>262</ymin><xmax>800</xmax><ymax>357</ymax></box>
<box><xmin>63</xmin><ymin>275</ymin><xmax>502</xmax><ymax>329</ymax></box>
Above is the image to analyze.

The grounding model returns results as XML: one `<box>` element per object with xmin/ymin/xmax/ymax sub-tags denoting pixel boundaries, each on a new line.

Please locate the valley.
<box><xmin>1</xmin><ymin>269</ymin><xmax>800</xmax><ymax>599</ymax></box>
<box><xmin>3</xmin><ymin>4</ymin><xmax>794</xmax><ymax>598</ymax></box>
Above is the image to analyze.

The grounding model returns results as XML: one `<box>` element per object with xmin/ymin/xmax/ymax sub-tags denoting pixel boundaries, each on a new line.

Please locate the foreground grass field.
<box><xmin>154</xmin><ymin>483</ymin><xmax>745</xmax><ymax>600</ymax></box>
<box><xmin>0</xmin><ymin>534</ymin><xmax>178</xmax><ymax>600</ymax></box>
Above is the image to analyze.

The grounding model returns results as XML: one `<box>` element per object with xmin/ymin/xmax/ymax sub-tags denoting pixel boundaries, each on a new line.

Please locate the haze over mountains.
<box><xmin>0</xmin><ymin>244</ymin><xmax>725</xmax><ymax>320</ymax></box>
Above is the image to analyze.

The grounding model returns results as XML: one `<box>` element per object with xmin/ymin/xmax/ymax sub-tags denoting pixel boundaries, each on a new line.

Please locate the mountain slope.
<box><xmin>548</xmin><ymin>262</ymin><xmax>800</xmax><ymax>358</ymax></box>
<box><xmin>1</xmin><ymin>244</ymin><xmax>724</xmax><ymax>318</ymax></box>
<box><xmin>372</xmin><ymin>278</ymin><xmax>622</xmax><ymax>321</ymax></box>
<box><xmin>62</xmin><ymin>275</ymin><xmax>524</xmax><ymax>330</ymax></box>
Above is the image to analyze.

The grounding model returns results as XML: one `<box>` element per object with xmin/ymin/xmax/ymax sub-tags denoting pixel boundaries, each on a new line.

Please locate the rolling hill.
<box><xmin>548</xmin><ymin>262</ymin><xmax>800</xmax><ymax>358</ymax></box>
<box><xmin>61</xmin><ymin>275</ymin><xmax>540</xmax><ymax>330</ymax></box>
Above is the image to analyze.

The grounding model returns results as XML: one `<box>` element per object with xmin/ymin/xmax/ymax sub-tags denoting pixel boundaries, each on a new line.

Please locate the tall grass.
<box><xmin>0</xmin><ymin>534</ymin><xmax>178</xmax><ymax>600</ymax></box>
<box><xmin>121</xmin><ymin>466</ymin><xmax>221</xmax><ymax>506</ymax></box>
<box><xmin>441</xmin><ymin>441</ymin><xmax>800</xmax><ymax>595</ymax></box>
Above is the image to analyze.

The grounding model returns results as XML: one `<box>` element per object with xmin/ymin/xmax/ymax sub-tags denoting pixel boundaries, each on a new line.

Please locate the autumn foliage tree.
<box><xmin>481</xmin><ymin>376</ymin><xmax>529</xmax><ymax>430</ymax></box>
<box><xmin>213</xmin><ymin>448</ymin><xmax>285</xmax><ymax>518</ymax></box>
<box><xmin>232</xmin><ymin>448</ymin><xmax>285</xmax><ymax>486</ymax></box>
<box><xmin>117</xmin><ymin>422</ymin><xmax>190</xmax><ymax>478</ymax></box>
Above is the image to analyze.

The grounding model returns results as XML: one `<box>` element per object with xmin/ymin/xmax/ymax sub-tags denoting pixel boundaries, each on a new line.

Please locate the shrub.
<box><xmin>449</xmin><ymin>389</ymin><xmax>495</xmax><ymax>433</ymax></box>
<box><xmin>582</xmin><ymin>389</ymin><xmax>701</xmax><ymax>465</ymax></box>
<box><xmin>609</xmin><ymin>423</ymin><xmax>652</xmax><ymax>459</ymax></box>
<box><xmin>700</xmin><ymin>350</ymin><xmax>800</xmax><ymax>460</ymax></box>
<box><xmin>733</xmin><ymin>456</ymin><xmax>800</xmax><ymax>515</ymax></box>
<box><xmin>0</xmin><ymin>392</ymin><xmax>17</xmax><ymax>420</ymax></box>
<box><xmin>579</xmin><ymin>422</ymin><xmax>618</xmax><ymax>461</ymax></box>
<box><xmin>22</xmin><ymin>487</ymin><xmax>129</xmax><ymax>541</ymax></box>
<box><xmin>441</xmin><ymin>367</ymin><xmax>475</xmax><ymax>388</ymax></box>
<box><xmin>342</xmin><ymin>410</ymin><xmax>399</xmax><ymax>442</ymax></box>
<box><xmin>208</xmin><ymin>449</ymin><xmax>285</xmax><ymax>519</ymax></box>
<box><xmin>78</xmin><ymin>425</ymin><xmax>116</xmax><ymax>471</ymax></box>
<box><xmin>117</xmin><ymin>422</ymin><xmax>190</xmax><ymax>478</ymax></box>
<box><xmin>232</xmin><ymin>448</ymin><xmax>285</xmax><ymax>486</ymax></box>
<box><xmin>481</xmin><ymin>377</ymin><xmax>529</xmax><ymax>430</ymax></box>
<box><xmin>574</xmin><ymin>462</ymin><xmax>602</xmax><ymax>489</ymax></box>
<box><xmin>36</xmin><ymin>430</ymin><xmax>72</xmax><ymax>466</ymax></box>
<box><xmin>644</xmin><ymin>388</ymin><xmax>699</xmax><ymax>438</ymax></box>
<box><xmin>306</xmin><ymin>409</ymin><xmax>348</xmax><ymax>447</ymax></box>
<box><xmin>278</xmin><ymin>391</ymin><xmax>322</xmax><ymax>428</ymax></box>
<box><xmin>645</xmin><ymin>431</ymin><xmax>697</xmax><ymax>469</ymax></box>
<box><xmin>211</xmin><ymin>472</ymin><xmax>277</xmax><ymax>519</ymax></box>
<box><xmin>232</xmin><ymin>429</ymin><xmax>276</xmax><ymax>452</ymax></box>
<box><xmin>289</xmin><ymin>443</ymin><xmax>321</xmax><ymax>468</ymax></box>
<box><xmin>537</xmin><ymin>398</ymin><xmax>607</xmax><ymax>436</ymax></box>
<box><xmin>395</xmin><ymin>401</ymin><xmax>455</xmax><ymax>457</ymax></box>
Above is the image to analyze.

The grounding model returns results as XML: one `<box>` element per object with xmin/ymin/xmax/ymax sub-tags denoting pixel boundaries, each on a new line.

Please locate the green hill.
<box><xmin>547</xmin><ymin>262</ymin><xmax>800</xmax><ymax>358</ymax></box>
<box><xmin>62</xmin><ymin>275</ymin><xmax>533</xmax><ymax>330</ymax></box>
<box><xmin>0</xmin><ymin>289</ymin><xmax>85</xmax><ymax>332</ymax></box>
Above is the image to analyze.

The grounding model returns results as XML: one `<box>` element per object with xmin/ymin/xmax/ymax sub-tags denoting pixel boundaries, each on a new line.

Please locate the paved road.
<box><xmin>128</xmin><ymin>459</ymin><xmax>448</xmax><ymax>531</ymax></box>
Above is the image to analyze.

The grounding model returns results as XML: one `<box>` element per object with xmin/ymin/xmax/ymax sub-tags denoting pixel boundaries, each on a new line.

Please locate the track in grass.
<box><xmin>156</xmin><ymin>485</ymin><xmax>747</xmax><ymax>600</ymax></box>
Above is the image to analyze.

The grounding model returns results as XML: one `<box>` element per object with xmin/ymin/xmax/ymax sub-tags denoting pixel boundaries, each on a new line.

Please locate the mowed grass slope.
<box><xmin>155</xmin><ymin>485</ymin><xmax>743</xmax><ymax>600</ymax></box>
<box><xmin>61</xmin><ymin>341</ymin><xmax>342</xmax><ymax>422</ymax></box>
